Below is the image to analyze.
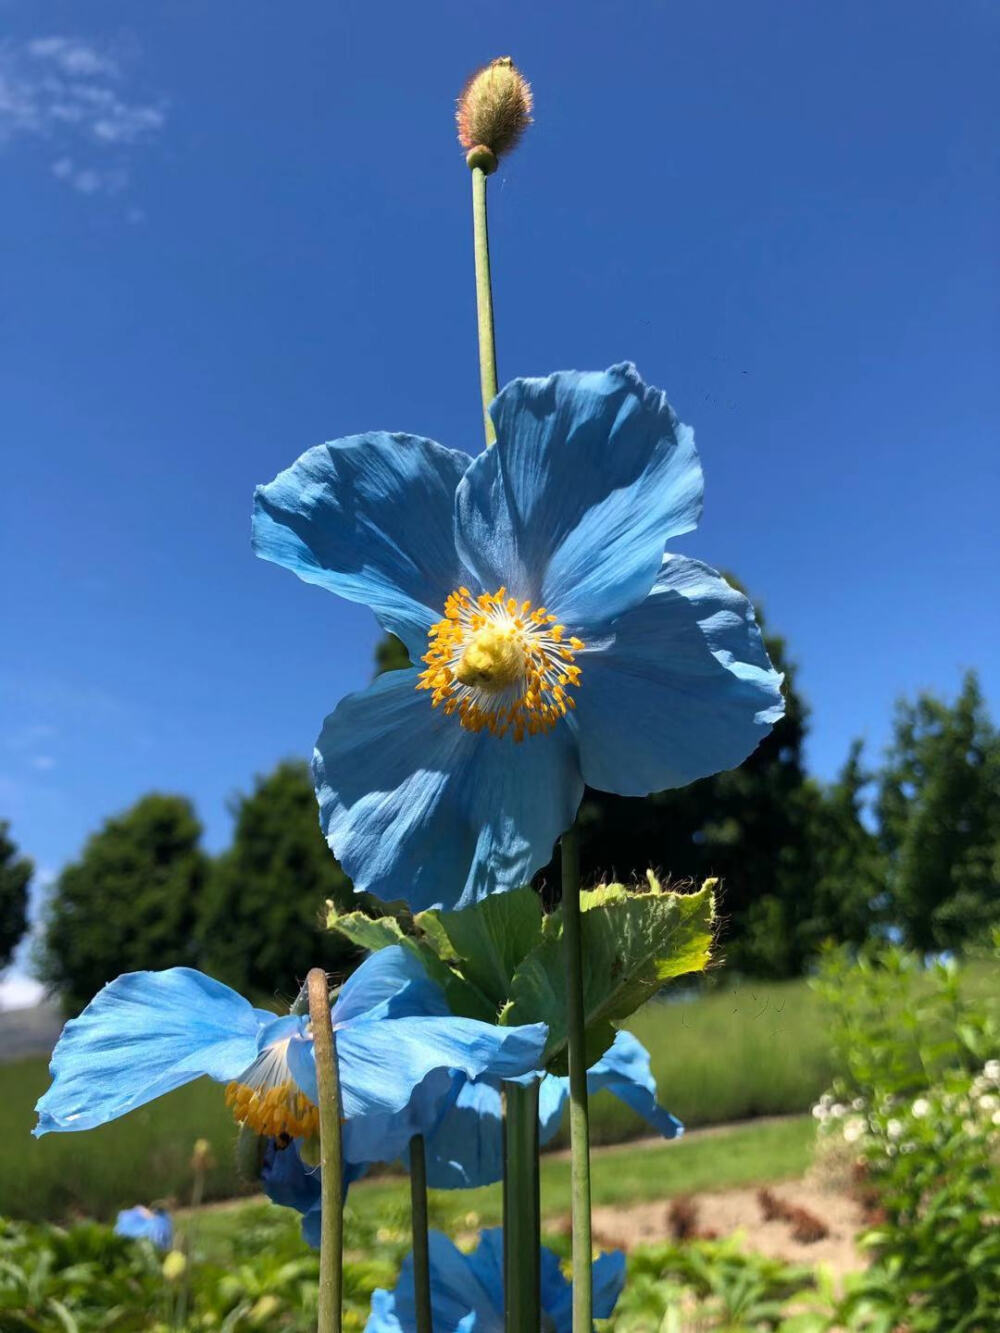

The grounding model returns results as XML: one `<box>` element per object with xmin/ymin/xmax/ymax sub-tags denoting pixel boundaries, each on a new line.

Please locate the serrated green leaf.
<box><xmin>580</xmin><ymin>883</ymin><xmax>629</xmax><ymax>910</ymax></box>
<box><xmin>507</xmin><ymin>882</ymin><xmax>715</xmax><ymax>1063</ymax></box>
<box><xmin>326</xmin><ymin>907</ymin><xmax>495</xmax><ymax>1021</ymax></box>
<box><xmin>437</xmin><ymin>886</ymin><xmax>544</xmax><ymax>1008</ymax></box>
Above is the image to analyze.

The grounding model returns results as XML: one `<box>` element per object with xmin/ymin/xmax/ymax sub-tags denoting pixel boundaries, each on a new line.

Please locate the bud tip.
<box><xmin>456</xmin><ymin>57</ymin><xmax>532</xmax><ymax>163</ymax></box>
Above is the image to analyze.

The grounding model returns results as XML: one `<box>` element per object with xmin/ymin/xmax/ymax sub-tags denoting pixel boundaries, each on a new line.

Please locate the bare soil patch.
<box><xmin>588</xmin><ymin>1180</ymin><xmax>866</xmax><ymax>1278</ymax></box>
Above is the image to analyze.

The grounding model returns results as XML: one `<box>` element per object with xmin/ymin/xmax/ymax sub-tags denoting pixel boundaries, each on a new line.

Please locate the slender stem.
<box><xmin>502</xmin><ymin>1081</ymin><xmax>541</xmax><ymax>1333</ymax></box>
<box><xmin>561</xmin><ymin>825</ymin><xmax>592</xmax><ymax>1332</ymax></box>
<box><xmin>409</xmin><ymin>1134</ymin><xmax>433</xmax><ymax>1333</ymax></box>
<box><xmin>307</xmin><ymin>967</ymin><xmax>343</xmax><ymax>1333</ymax></box>
<box><xmin>471</xmin><ymin>165</ymin><xmax>498</xmax><ymax>446</ymax></box>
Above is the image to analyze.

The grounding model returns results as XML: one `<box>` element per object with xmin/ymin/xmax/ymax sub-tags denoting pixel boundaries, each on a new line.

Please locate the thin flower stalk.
<box><xmin>307</xmin><ymin>967</ymin><xmax>344</xmax><ymax>1333</ymax></box>
<box><xmin>562</xmin><ymin>825</ymin><xmax>593</xmax><ymax>1331</ymax></box>
<box><xmin>409</xmin><ymin>1134</ymin><xmax>433</xmax><ymax>1333</ymax></box>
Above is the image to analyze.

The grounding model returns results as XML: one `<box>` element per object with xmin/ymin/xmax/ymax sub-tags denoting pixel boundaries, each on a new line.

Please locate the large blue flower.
<box><xmin>365</xmin><ymin>1228</ymin><xmax>625</xmax><ymax>1333</ymax></box>
<box><xmin>417</xmin><ymin>1030</ymin><xmax>681</xmax><ymax>1190</ymax></box>
<box><xmin>254</xmin><ymin>364</ymin><xmax>783</xmax><ymax>911</ymax></box>
<box><xmin>34</xmin><ymin>946</ymin><xmax>547</xmax><ymax>1162</ymax></box>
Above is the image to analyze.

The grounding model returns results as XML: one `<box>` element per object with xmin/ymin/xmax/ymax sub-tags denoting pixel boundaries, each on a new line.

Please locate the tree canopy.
<box><xmin>36</xmin><ymin>795</ymin><xmax>208</xmax><ymax>1015</ymax></box>
<box><xmin>0</xmin><ymin>820</ymin><xmax>32</xmax><ymax>972</ymax></box>
<box><xmin>196</xmin><ymin>760</ymin><xmax>358</xmax><ymax>1000</ymax></box>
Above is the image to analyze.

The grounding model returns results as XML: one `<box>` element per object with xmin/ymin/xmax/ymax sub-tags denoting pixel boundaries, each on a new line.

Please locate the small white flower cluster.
<box><xmin>811</xmin><ymin>1059</ymin><xmax>1000</xmax><ymax>1159</ymax></box>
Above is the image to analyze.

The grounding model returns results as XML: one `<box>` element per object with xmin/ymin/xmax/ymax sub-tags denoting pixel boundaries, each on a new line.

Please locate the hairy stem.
<box><xmin>471</xmin><ymin>165</ymin><xmax>498</xmax><ymax>446</ymax></box>
<box><xmin>562</xmin><ymin>826</ymin><xmax>592</xmax><ymax>1331</ymax></box>
<box><xmin>307</xmin><ymin>968</ymin><xmax>343</xmax><ymax>1333</ymax></box>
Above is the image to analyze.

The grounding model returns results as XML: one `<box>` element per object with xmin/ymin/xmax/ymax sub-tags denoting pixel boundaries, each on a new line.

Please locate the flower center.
<box><xmin>417</xmin><ymin>586</ymin><xmax>584</xmax><ymax>741</ymax></box>
<box><xmin>224</xmin><ymin>1035</ymin><xmax>319</xmax><ymax>1139</ymax></box>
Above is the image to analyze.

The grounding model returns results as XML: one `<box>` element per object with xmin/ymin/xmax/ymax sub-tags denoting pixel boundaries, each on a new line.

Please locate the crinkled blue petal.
<box><xmin>114</xmin><ymin>1206</ymin><xmax>173</xmax><ymax>1251</ymax></box>
<box><xmin>455</xmin><ymin>365</ymin><xmax>702</xmax><ymax>629</ymax></box>
<box><xmin>253</xmin><ymin>433</ymin><xmax>471</xmax><ymax>661</ymax></box>
<box><xmin>541</xmin><ymin>1246</ymin><xmax>627</xmax><ymax>1330</ymax></box>
<box><xmin>261</xmin><ymin>1138</ymin><xmax>364</xmax><ymax>1248</ymax></box>
<box><xmin>332</xmin><ymin>945</ymin><xmax>449</xmax><ymax>1026</ymax></box>
<box><xmin>365</xmin><ymin>1228</ymin><xmax>623</xmax><ymax>1333</ymax></box>
<box><xmin>344</xmin><ymin>1066</ymin><xmax>457</xmax><ymax>1167</ymax></box>
<box><xmin>574</xmin><ymin>554</ymin><xmax>784</xmax><ymax>795</ymax></box>
<box><xmin>422</xmin><ymin>1075</ymin><xmax>504</xmax><ymax>1189</ymax></box>
<box><xmin>34</xmin><ymin>969</ymin><xmax>265</xmax><ymax>1136</ymax></box>
<box><xmin>541</xmin><ymin>1032</ymin><xmax>682</xmax><ymax>1144</ymax></box>
<box><xmin>313</xmin><ymin>668</ymin><xmax>582</xmax><ymax>909</ymax></box>
<box><xmin>287</xmin><ymin>1009</ymin><xmax>547</xmax><ymax>1138</ymax></box>
<box><xmin>367</xmin><ymin>1231</ymin><xmax>500</xmax><ymax>1333</ymax></box>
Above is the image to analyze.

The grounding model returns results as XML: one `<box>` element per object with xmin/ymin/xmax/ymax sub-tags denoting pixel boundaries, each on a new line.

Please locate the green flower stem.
<box><xmin>561</xmin><ymin>825</ymin><xmax>593</xmax><ymax>1331</ymax></box>
<box><xmin>307</xmin><ymin>967</ymin><xmax>344</xmax><ymax>1333</ymax></box>
<box><xmin>409</xmin><ymin>1134</ymin><xmax>433</xmax><ymax>1333</ymax></box>
<box><xmin>502</xmin><ymin>1080</ymin><xmax>541</xmax><ymax>1333</ymax></box>
<box><xmin>471</xmin><ymin>165</ymin><xmax>498</xmax><ymax>446</ymax></box>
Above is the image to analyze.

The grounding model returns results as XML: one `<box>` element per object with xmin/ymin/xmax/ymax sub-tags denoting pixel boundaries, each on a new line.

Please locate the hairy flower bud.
<box><xmin>456</xmin><ymin>57</ymin><xmax>532</xmax><ymax>168</ymax></box>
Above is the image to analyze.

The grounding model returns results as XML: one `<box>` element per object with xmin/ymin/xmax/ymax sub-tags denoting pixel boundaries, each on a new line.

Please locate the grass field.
<box><xmin>3</xmin><ymin>975</ymin><xmax>832</xmax><ymax>1222</ymax></box>
<box><xmin>189</xmin><ymin>1116</ymin><xmax>818</xmax><ymax>1261</ymax></box>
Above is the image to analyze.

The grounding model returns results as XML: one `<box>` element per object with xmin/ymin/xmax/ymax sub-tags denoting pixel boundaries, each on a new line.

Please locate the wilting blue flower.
<box><xmin>417</xmin><ymin>1030</ymin><xmax>680</xmax><ymax>1190</ymax></box>
<box><xmin>366</xmin><ymin>1228</ymin><xmax>625</xmax><ymax>1332</ymax></box>
<box><xmin>114</xmin><ymin>1205</ymin><xmax>173</xmax><ymax>1251</ymax></box>
<box><xmin>254</xmin><ymin>364</ymin><xmax>783</xmax><ymax>911</ymax></box>
<box><xmin>34</xmin><ymin>947</ymin><xmax>547</xmax><ymax>1161</ymax></box>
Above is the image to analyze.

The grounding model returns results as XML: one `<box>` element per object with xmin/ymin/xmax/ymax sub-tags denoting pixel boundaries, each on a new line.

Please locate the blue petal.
<box><xmin>540</xmin><ymin>1243</ymin><xmax>626</xmax><ymax>1331</ymax></box>
<box><xmin>378</xmin><ymin>1231</ymin><xmax>501</xmax><ymax>1333</ymax></box>
<box><xmin>332</xmin><ymin>945</ymin><xmax>449</xmax><ymax>1026</ymax></box>
<box><xmin>313</xmin><ymin>668</ymin><xmax>582</xmax><ymax>910</ymax></box>
<box><xmin>114</xmin><ymin>1207</ymin><xmax>173</xmax><ymax>1251</ymax></box>
<box><xmin>455</xmin><ymin>365</ymin><xmax>702</xmax><ymax>629</ymax></box>
<box><xmin>253</xmin><ymin>433</ymin><xmax>471</xmax><ymax>661</ymax></box>
<box><xmin>34</xmin><ymin>969</ymin><xmax>264</xmax><ymax>1136</ymax></box>
<box><xmin>422</xmin><ymin>1075</ymin><xmax>504</xmax><ymax>1189</ymax></box>
<box><xmin>261</xmin><ymin>1139</ymin><xmax>364</xmax><ymax>1247</ymax></box>
<box><xmin>586</xmin><ymin>1031</ymin><xmax>683</xmax><ymax>1139</ymax></box>
<box><xmin>574</xmin><ymin>555</ymin><xmax>784</xmax><ymax>795</ymax></box>
<box><xmin>287</xmin><ymin>1009</ymin><xmax>547</xmax><ymax>1164</ymax></box>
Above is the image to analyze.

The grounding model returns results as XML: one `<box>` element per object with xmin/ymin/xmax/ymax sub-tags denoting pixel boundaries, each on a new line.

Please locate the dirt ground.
<box><xmin>588</xmin><ymin>1179</ymin><xmax>866</xmax><ymax>1278</ymax></box>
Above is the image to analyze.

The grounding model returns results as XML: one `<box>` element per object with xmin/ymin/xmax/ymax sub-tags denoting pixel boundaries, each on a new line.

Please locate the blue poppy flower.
<box><xmin>34</xmin><ymin>946</ymin><xmax>547</xmax><ymax>1162</ymax></box>
<box><xmin>259</xmin><ymin>1137</ymin><xmax>366</xmax><ymax>1248</ymax></box>
<box><xmin>365</xmin><ymin>1228</ymin><xmax>625</xmax><ymax>1332</ymax></box>
<box><xmin>254</xmin><ymin>363</ymin><xmax>784</xmax><ymax>911</ymax></box>
<box><xmin>417</xmin><ymin>1030</ymin><xmax>680</xmax><ymax>1190</ymax></box>
<box><xmin>114</xmin><ymin>1205</ymin><xmax>173</xmax><ymax>1251</ymax></box>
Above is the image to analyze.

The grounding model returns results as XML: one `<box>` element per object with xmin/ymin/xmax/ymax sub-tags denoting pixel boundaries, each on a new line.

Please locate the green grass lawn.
<box><xmin>189</xmin><ymin>1116</ymin><xmax>818</xmax><ymax>1262</ymax></box>
<box><xmin>3</xmin><ymin>976</ymin><xmax>832</xmax><ymax>1222</ymax></box>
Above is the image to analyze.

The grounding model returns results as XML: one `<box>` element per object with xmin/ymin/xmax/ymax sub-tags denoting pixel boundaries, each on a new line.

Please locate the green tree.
<box><xmin>0</xmin><ymin>821</ymin><xmax>32</xmax><ymax>972</ymax></box>
<box><xmin>877</xmin><ymin>670</ymin><xmax>1000</xmax><ymax>952</ymax></box>
<box><xmin>37</xmin><ymin>795</ymin><xmax>208</xmax><ymax>1015</ymax></box>
<box><xmin>197</xmin><ymin>760</ymin><xmax>357</xmax><ymax>999</ymax></box>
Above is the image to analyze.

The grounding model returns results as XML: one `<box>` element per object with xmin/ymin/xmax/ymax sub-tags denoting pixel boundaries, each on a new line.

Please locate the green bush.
<box><xmin>811</xmin><ymin>938</ymin><xmax>1000</xmax><ymax>1333</ymax></box>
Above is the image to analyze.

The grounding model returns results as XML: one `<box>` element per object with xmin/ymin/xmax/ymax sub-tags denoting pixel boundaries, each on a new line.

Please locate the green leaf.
<box><xmin>326</xmin><ymin>906</ymin><xmax>495</xmax><ymax>1021</ymax></box>
<box><xmin>436</xmin><ymin>886</ymin><xmax>544</xmax><ymax>1009</ymax></box>
<box><xmin>507</xmin><ymin>881</ymin><xmax>715</xmax><ymax>1063</ymax></box>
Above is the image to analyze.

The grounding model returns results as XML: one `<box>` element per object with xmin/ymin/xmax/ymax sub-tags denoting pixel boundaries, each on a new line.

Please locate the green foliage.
<box><xmin>877</xmin><ymin>670</ymin><xmax>1000</xmax><ymax>952</ymax></box>
<box><xmin>331</xmin><ymin>876</ymin><xmax>715</xmax><ymax>1069</ymax></box>
<box><xmin>507</xmin><ymin>878</ymin><xmax>715</xmax><ymax>1065</ymax></box>
<box><xmin>0</xmin><ymin>820</ymin><xmax>32</xmax><ymax>972</ymax></box>
<box><xmin>196</xmin><ymin>761</ymin><xmax>356</xmax><ymax>999</ymax></box>
<box><xmin>813</xmin><ymin>939</ymin><xmax>1000</xmax><ymax>1332</ymax></box>
<box><xmin>35</xmin><ymin>795</ymin><xmax>208</xmax><ymax>1016</ymax></box>
<box><xmin>373</xmin><ymin>633</ymin><xmax>411</xmax><ymax>675</ymax></box>
<box><xmin>607</xmin><ymin>1238</ymin><xmax>829</xmax><ymax>1332</ymax></box>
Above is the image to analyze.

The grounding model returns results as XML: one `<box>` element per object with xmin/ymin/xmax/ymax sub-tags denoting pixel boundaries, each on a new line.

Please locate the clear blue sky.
<box><xmin>2</xmin><ymin>2</ymin><xmax>997</xmax><ymax>959</ymax></box>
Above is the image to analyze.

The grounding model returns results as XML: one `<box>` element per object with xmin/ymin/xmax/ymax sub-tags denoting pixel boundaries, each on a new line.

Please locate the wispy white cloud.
<box><xmin>0</xmin><ymin>34</ymin><xmax>165</xmax><ymax>195</ymax></box>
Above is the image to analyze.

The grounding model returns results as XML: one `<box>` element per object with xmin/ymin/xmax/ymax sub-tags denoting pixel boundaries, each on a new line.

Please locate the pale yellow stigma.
<box><xmin>417</xmin><ymin>587</ymin><xmax>584</xmax><ymax>742</ymax></box>
<box><xmin>224</xmin><ymin>1078</ymin><xmax>319</xmax><ymax>1140</ymax></box>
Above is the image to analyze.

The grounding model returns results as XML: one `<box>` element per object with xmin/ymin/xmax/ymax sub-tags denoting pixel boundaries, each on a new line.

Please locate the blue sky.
<box><xmin>1</xmin><ymin>2</ymin><xmax>997</xmax><ymax>993</ymax></box>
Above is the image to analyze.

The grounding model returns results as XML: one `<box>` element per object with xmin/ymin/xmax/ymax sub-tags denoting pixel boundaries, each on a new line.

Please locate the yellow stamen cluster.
<box><xmin>417</xmin><ymin>587</ymin><xmax>584</xmax><ymax>741</ymax></box>
<box><xmin>225</xmin><ymin>1079</ymin><xmax>319</xmax><ymax>1140</ymax></box>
